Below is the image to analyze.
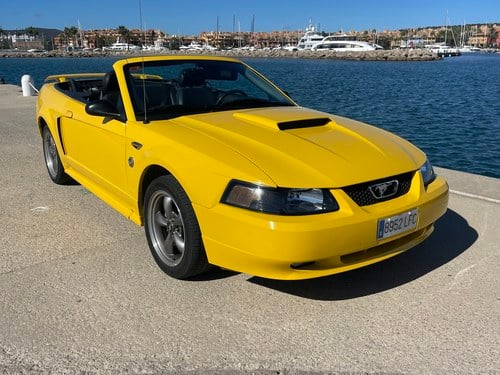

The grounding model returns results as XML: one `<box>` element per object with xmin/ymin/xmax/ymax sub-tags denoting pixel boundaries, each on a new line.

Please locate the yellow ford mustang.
<box><xmin>36</xmin><ymin>55</ymin><xmax>448</xmax><ymax>280</ymax></box>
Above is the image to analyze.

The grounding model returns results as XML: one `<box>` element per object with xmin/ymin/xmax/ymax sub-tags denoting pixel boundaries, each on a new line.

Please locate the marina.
<box><xmin>2</xmin><ymin>18</ymin><xmax>498</xmax><ymax>60</ymax></box>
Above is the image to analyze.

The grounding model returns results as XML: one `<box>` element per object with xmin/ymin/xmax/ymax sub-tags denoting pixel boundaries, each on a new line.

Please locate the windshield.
<box><xmin>124</xmin><ymin>59</ymin><xmax>295</xmax><ymax>121</ymax></box>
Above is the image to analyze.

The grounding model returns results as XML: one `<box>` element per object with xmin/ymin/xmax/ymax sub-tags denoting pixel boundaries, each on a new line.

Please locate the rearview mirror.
<box><xmin>85</xmin><ymin>100</ymin><xmax>120</xmax><ymax>118</ymax></box>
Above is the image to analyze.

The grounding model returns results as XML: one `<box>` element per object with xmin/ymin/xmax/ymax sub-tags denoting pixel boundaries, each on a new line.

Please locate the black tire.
<box><xmin>144</xmin><ymin>175</ymin><xmax>210</xmax><ymax>279</ymax></box>
<box><xmin>42</xmin><ymin>126</ymin><xmax>74</xmax><ymax>185</ymax></box>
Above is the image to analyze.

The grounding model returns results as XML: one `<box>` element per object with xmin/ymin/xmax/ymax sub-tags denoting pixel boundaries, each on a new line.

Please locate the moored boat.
<box><xmin>104</xmin><ymin>40</ymin><xmax>141</xmax><ymax>51</ymax></box>
<box><xmin>425</xmin><ymin>43</ymin><xmax>461</xmax><ymax>57</ymax></box>
<box><xmin>312</xmin><ymin>34</ymin><xmax>382</xmax><ymax>52</ymax></box>
<box><xmin>297</xmin><ymin>22</ymin><xmax>382</xmax><ymax>52</ymax></box>
<box><xmin>297</xmin><ymin>23</ymin><xmax>325</xmax><ymax>49</ymax></box>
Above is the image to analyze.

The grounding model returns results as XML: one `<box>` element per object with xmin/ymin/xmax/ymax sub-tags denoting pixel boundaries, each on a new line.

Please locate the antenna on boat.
<box><xmin>139</xmin><ymin>0</ymin><xmax>149</xmax><ymax>124</ymax></box>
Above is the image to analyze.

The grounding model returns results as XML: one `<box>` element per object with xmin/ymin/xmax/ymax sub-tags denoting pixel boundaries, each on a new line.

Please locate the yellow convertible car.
<box><xmin>36</xmin><ymin>56</ymin><xmax>448</xmax><ymax>280</ymax></box>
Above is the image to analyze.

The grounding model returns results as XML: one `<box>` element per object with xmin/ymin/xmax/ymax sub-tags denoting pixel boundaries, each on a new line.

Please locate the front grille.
<box><xmin>342</xmin><ymin>171</ymin><xmax>414</xmax><ymax>206</ymax></box>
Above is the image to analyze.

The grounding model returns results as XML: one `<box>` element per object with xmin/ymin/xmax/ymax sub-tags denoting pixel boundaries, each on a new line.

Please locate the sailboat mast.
<box><xmin>444</xmin><ymin>11</ymin><xmax>448</xmax><ymax>45</ymax></box>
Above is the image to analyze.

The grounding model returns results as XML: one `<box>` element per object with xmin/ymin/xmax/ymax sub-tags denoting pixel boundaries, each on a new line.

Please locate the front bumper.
<box><xmin>194</xmin><ymin>173</ymin><xmax>449</xmax><ymax>280</ymax></box>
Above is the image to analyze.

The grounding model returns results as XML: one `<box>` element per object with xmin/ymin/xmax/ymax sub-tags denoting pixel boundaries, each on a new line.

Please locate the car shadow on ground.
<box><xmin>188</xmin><ymin>267</ymin><xmax>239</xmax><ymax>281</ymax></box>
<box><xmin>247</xmin><ymin>209</ymin><xmax>478</xmax><ymax>300</ymax></box>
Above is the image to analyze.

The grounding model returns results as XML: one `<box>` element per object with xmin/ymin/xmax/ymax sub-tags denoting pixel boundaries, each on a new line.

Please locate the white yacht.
<box><xmin>105</xmin><ymin>41</ymin><xmax>141</xmax><ymax>51</ymax></box>
<box><xmin>180</xmin><ymin>41</ymin><xmax>203</xmax><ymax>51</ymax></box>
<box><xmin>297</xmin><ymin>23</ymin><xmax>382</xmax><ymax>52</ymax></box>
<box><xmin>297</xmin><ymin>24</ymin><xmax>325</xmax><ymax>50</ymax></box>
<box><xmin>425</xmin><ymin>43</ymin><xmax>461</xmax><ymax>57</ymax></box>
<box><xmin>312</xmin><ymin>34</ymin><xmax>382</xmax><ymax>52</ymax></box>
<box><xmin>179</xmin><ymin>41</ymin><xmax>217</xmax><ymax>51</ymax></box>
<box><xmin>457</xmin><ymin>45</ymin><xmax>481</xmax><ymax>53</ymax></box>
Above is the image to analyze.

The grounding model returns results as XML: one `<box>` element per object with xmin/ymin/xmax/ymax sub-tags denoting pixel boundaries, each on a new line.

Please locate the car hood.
<box><xmin>171</xmin><ymin>107</ymin><xmax>425</xmax><ymax>188</ymax></box>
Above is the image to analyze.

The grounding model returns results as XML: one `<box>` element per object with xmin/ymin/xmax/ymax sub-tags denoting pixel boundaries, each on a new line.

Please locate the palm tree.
<box><xmin>117</xmin><ymin>25</ymin><xmax>131</xmax><ymax>49</ymax></box>
<box><xmin>486</xmin><ymin>26</ymin><xmax>498</xmax><ymax>48</ymax></box>
<box><xmin>0</xmin><ymin>27</ymin><xmax>6</xmax><ymax>50</ymax></box>
<box><xmin>64</xmin><ymin>26</ymin><xmax>78</xmax><ymax>49</ymax></box>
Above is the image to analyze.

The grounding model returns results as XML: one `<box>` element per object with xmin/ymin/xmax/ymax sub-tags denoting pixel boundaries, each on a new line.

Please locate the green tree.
<box><xmin>117</xmin><ymin>25</ymin><xmax>131</xmax><ymax>49</ymax></box>
<box><xmin>25</xmin><ymin>26</ymin><xmax>39</xmax><ymax>38</ymax></box>
<box><xmin>94</xmin><ymin>35</ymin><xmax>106</xmax><ymax>49</ymax></box>
<box><xmin>376</xmin><ymin>35</ymin><xmax>392</xmax><ymax>49</ymax></box>
<box><xmin>44</xmin><ymin>38</ymin><xmax>54</xmax><ymax>51</ymax></box>
<box><xmin>435</xmin><ymin>29</ymin><xmax>446</xmax><ymax>43</ymax></box>
<box><xmin>130</xmin><ymin>34</ymin><xmax>140</xmax><ymax>46</ymax></box>
<box><xmin>0</xmin><ymin>27</ymin><xmax>10</xmax><ymax>49</ymax></box>
<box><xmin>486</xmin><ymin>26</ymin><xmax>498</xmax><ymax>47</ymax></box>
<box><xmin>64</xmin><ymin>26</ymin><xmax>78</xmax><ymax>48</ymax></box>
<box><xmin>168</xmin><ymin>39</ymin><xmax>180</xmax><ymax>50</ymax></box>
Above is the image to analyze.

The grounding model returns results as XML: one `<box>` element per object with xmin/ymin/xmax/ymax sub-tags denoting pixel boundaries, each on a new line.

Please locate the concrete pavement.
<box><xmin>0</xmin><ymin>84</ymin><xmax>498</xmax><ymax>374</ymax></box>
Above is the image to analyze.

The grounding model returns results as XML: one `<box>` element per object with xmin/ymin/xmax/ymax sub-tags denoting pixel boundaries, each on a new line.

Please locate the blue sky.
<box><xmin>1</xmin><ymin>0</ymin><xmax>498</xmax><ymax>34</ymax></box>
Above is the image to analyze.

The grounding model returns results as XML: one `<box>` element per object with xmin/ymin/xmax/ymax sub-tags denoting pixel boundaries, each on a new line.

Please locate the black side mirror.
<box><xmin>85</xmin><ymin>100</ymin><xmax>120</xmax><ymax>118</ymax></box>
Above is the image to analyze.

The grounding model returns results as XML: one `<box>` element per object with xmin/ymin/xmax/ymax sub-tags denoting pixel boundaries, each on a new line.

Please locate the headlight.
<box><xmin>221</xmin><ymin>181</ymin><xmax>339</xmax><ymax>215</ymax></box>
<box><xmin>420</xmin><ymin>159</ymin><xmax>436</xmax><ymax>187</ymax></box>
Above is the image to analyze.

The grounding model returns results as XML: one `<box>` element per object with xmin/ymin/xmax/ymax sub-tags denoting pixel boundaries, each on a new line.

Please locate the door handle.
<box><xmin>131</xmin><ymin>141</ymin><xmax>143</xmax><ymax>150</ymax></box>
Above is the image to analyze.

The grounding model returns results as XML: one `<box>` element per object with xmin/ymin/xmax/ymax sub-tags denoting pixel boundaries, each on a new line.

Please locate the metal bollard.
<box><xmin>21</xmin><ymin>75</ymin><xmax>36</xmax><ymax>96</ymax></box>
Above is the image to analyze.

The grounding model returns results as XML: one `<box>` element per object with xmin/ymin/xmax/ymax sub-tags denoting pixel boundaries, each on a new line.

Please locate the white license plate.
<box><xmin>377</xmin><ymin>208</ymin><xmax>418</xmax><ymax>240</ymax></box>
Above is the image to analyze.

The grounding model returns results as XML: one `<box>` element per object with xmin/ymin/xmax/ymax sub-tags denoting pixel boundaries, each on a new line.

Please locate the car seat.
<box><xmin>101</xmin><ymin>71</ymin><xmax>122</xmax><ymax>111</ymax></box>
<box><xmin>175</xmin><ymin>68</ymin><xmax>215</xmax><ymax>107</ymax></box>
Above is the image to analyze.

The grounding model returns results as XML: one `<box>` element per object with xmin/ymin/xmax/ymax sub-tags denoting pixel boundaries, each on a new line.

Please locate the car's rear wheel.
<box><xmin>42</xmin><ymin>126</ymin><xmax>73</xmax><ymax>185</ymax></box>
<box><xmin>144</xmin><ymin>175</ymin><xmax>209</xmax><ymax>279</ymax></box>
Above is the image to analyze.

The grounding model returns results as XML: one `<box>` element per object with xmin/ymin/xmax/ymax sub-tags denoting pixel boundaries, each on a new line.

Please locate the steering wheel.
<box><xmin>216</xmin><ymin>90</ymin><xmax>247</xmax><ymax>105</ymax></box>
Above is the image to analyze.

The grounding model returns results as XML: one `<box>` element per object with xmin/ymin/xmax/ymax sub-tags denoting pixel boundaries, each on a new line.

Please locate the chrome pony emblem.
<box><xmin>368</xmin><ymin>180</ymin><xmax>399</xmax><ymax>199</ymax></box>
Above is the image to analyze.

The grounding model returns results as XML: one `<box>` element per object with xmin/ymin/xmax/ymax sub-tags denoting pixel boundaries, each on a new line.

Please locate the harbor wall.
<box><xmin>0</xmin><ymin>48</ymin><xmax>441</xmax><ymax>61</ymax></box>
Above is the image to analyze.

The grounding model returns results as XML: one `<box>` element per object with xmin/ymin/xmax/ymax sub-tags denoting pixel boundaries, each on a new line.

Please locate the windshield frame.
<box><xmin>123</xmin><ymin>58</ymin><xmax>296</xmax><ymax>121</ymax></box>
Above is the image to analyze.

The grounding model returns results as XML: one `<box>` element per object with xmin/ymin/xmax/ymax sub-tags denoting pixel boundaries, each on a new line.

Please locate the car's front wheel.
<box><xmin>42</xmin><ymin>126</ymin><xmax>73</xmax><ymax>185</ymax></box>
<box><xmin>144</xmin><ymin>175</ymin><xmax>210</xmax><ymax>279</ymax></box>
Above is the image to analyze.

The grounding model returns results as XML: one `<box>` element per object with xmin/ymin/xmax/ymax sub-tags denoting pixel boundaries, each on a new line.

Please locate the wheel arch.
<box><xmin>138</xmin><ymin>164</ymin><xmax>172</xmax><ymax>221</ymax></box>
<box><xmin>37</xmin><ymin>116</ymin><xmax>48</xmax><ymax>136</ymax></box>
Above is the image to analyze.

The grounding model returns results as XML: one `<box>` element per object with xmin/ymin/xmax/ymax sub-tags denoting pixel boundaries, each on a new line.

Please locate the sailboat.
<box><xmin>425</xmin><ymin>12</ymin><xmax>461</xmax><ymax>57</ymax></box>
<box><xmin>458</xmin><ymin>22</ymin><xmax>481</xmax><ymax>53</ymax></box>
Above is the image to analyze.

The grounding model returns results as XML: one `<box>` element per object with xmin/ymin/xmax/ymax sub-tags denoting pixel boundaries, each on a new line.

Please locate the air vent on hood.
<box><xmin>277</xmin><ymin>117</ymin><xmax>331</xmax><ymax>130</ymax></box>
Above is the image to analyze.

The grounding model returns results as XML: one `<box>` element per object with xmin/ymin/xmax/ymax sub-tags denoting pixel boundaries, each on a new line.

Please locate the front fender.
<box><xmin>126</xmin><ymin>121</ymin><xmax>275</xmax><ymax>222</ymax></box>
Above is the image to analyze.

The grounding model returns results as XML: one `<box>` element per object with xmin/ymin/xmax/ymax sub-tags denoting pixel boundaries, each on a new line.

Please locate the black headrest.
<box><xmin>102</xmin><ymin>71</ymin><xmax>119</xmax><ymax>92</ymax></box>
<box><xmin>178</xmin><ymin>68</ymin><xmax>205</xmax><ymax>87</ymax></box>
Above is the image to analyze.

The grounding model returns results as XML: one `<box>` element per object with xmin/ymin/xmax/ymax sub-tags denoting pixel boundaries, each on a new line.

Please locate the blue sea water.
<box><xmin>1</xmin><ymin>53</ymin><xmax>499</xmax><ymax>178</ymax></box>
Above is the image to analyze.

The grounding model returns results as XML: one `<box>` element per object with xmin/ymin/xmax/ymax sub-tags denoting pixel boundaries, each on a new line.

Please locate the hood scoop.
<box><xmin>232</xmin><ymin>109</ymin><xmax>333</xmax><ymax>131</ymax></box>
<box><xmin>277</xmin><ymin>117</ymin><xmax>331</xmax><ymax>130</ymax></box>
